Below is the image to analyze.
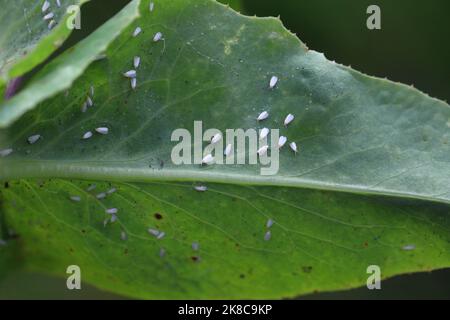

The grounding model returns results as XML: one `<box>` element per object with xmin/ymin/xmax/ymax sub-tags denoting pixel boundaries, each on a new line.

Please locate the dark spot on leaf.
<box><xmin>302</xmin><ymin>266</ymin><xmax>313</xmax><ymax>273</ymax></box>
<box><xmin>239</xmin><ymin>274</ymin><xmax>245</xmax><ymax>279</ymax></box>
<box><xmin>124</xmin><ymin>249</ymin><xmax>128</xmax><ymax>255</ymax></box>
<box><xmin>154</xmin><ymin>213</ymin><xmax>163</xmax><ymax>220</ymax></box>
<box><xmin>4</xmin><ymin>182</ymin><xmax>9</xmax><ymax>188</ymax></box>
<box><xmin>363</xmin><ymin>241</ymin><xmax>369</xmax><ymax>248</ymax></box>
<box><xmin>191</xmin><ymin>256</ymin><xmax>200</xmax><ymax>262</ymax></box>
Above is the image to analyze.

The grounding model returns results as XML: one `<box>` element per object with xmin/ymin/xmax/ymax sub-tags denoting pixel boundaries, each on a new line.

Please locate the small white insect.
<box><xmin>107</xmin><ymin>187</ymin><xmax>117</xmax><ymax>194</ymax></box>
<box><xmin>82</xmin><ymin>131</ymin><xmax>93</xmax><ymax>140</ymax></box>
<box><xmin>224</xmin><ymin>143</ymin><xmax>232</xmax><ymax>157</ymax></box>
<box><xmin>43</xmin><ymin>12</ymin><xmax>54</xmax><ymax>21</ymax></box>
<box><xmin>201</xmin><ymin>154</ymin><xmax>214</xmax><ymax>165</ymax></box>
<box><xmin>120</xmin><ymin>231</ymin><xmax>127</xmax><ymax>241</ymax></box>
<box><xmin>264</xmin><ymin>230</ymin><xmax>272</xmax><ymax>241</ymax></box>
<box><xmin>194</xmin><ymin>185</ymin><xmax>207</xmax><ymax>192</ymax></box>
<box><xmin>402</xmin><ymin>244</ymin><xmax>416</xmax><ymax>251</ymax></box>
<box><xmin>289</xmin><ymin>142</ymin><xmax>298</xmax><ymax>153</ymax></box>
<box><xmin>69</xmin><ymin>196</ymin><xmax>81</xmax><ymax>202</ymax></box>
<box><xmin>131</xmin><ymin>78</ymin><xmax>137</xmax><ymax>90</ymax></box>
<box><xmin>269</xmin><ymin>76</ymin><xmax>278</xmax><ymax>89</ymax></box>
<box><xmin>132</xmin><ymin>26</ymin><xmax>142</xmax><ymax>37</ymax></box>
<box><xmin>148</xmin><ymin>228</ymin><xmax>160</xmax><ymax>237</ymax></box>
<box><xmin>211</xmin><ymin>133</ymin><xmax>222</xmax><ymax>144</ymax></box>
<box><xmin>192</xmin><ymin>242</ymin><xmax>199</xmax><ymax>251</ymax></box>
<box><xmin>284</xmin><ymin>113</ymin><xmax>294</xmax><ymax>126</ymax></box>
<box><xmin>48</xmin><ymin>19</ymin><xmax>56</xmax><ymax>30</ymax></box>
<box><xmin>90</xmin><ymin>85</ymin><xmax>94</xmax><ymax>97</ymax></box>
<box><xmin>56</xmin><ymin>0</ymin><xmax>61</xmax><ymax>8</ymax></box>
<box><xmin>266</xmin><ymin>218</ymin><xmax>274</xmax><ymax>228</ymax></box>
<box><xmin>95</xmin><ymin>127</ymin><xmax>109</xmax><ymax>135</ymax></box>
<box><xmin>0</xmin><ymin>148</ymin><xmax>13</xmax><ymax>157</ymax></box>
<box><xmin>259</xmin><ymin>127</ymin><xmax>269</xmax><ymax>140</ymax></box>
<box><xmin>159</xmin><ymin>248</ymin><xmax>166</xmax><ymax>257</ymax></box>
<box><xmin>96</xmin><ymin>192</ymin><xmax>106</xmax><ymax>199</ymax></box>
<box><xmin>123</xmin><ymin>70</ymin><xmax>137</xmax><ymax>78</ymax></box>
<box><xmin>257</xmin><ymin>111</ymin><xmax>269</xmax><ymax>121</ymax></box>
<box><xmin>153</xmin><ymin>32</ymin><xmax>163</xmax><ymax>42</ymax></box>
<box><xmin>27</xmin><ymin>134</ymin><xmax>41</xmax><ymax>145</ymax></box>
<box><xmin>149</xmin><ymin>2</ymin><xmax>154</xmax><ymax>12</ymax></box>
<box><xmin>86</xmin><ymin>96</ymin><xmax>93</xmax><ymax>107</ymax></box>
<box><xmin>105</xmin><ymin>208</ymin><xmax>118</xmax><ymax>214</ymax></box>
<box><xmin>42</xmin><ymin>1</ymin><xmax>50</xmax><ymax>13</ymax></box>
<box><xmin>157</xmin><ymin>231</ymin><xmax>165</xmax><ymax>240</ymax></box>
<box><xmin>257</xmin><ymin>145</ymin><xmax>269</xmax><ymax>156</ymax></box>
<box><xmin>133</xmin><ymin>56</ymin><xmax>141</xmax><ymax>68</ymax></box>
<box><xmin>81</xmin><ymin>102</ymin><xmax>88</xmax><ymax>113</ymax></box>
<box><xmin>110</xmin><ymin>214</ymin><xmax>117</xmax><ymax>223</ymax></box>
<box><xmin>278</xmin><ymin>136</ymin><xmax>287</xmax><ymax>149</ymax></box>
<box><xmin>87</xmin><ymin>184</ymin><xmax>96</xmax><ymax>191</ymax></box>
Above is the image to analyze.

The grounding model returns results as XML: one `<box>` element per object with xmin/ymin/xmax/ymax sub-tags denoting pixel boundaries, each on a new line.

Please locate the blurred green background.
<box><xmin>1</xmin><ymin>0</ymin><xmax>449</xmax><ymax>299</ymax></box>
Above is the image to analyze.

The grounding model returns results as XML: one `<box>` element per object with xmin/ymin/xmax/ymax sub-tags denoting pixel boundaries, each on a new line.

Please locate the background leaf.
<box><xmin>0</xmin><ymin>0</ymin><xmax>141</xmax><ymax>127</ymax></box>
<box><xmin>0</xmin><ymin>0</ymin><xmax>88</xmax><ymax>88</ymax></box>
<box><xmin>0</xmin><ymin>0</ymin><xmax>449</xmax><ymax>298</ymax></box>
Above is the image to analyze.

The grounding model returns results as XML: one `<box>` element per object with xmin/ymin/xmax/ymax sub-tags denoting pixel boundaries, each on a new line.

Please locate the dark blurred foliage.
<box><xmin>1</xmin><ymin>0</ymin><xmax>448</xmax><ymax>299</ymax></box>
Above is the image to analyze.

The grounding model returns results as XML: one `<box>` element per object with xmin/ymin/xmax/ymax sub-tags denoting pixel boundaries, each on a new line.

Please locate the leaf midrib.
<box><xmin>2</xmin><ymin>159</ymin><xmax>449</xmax><ymax>206</ymax></box>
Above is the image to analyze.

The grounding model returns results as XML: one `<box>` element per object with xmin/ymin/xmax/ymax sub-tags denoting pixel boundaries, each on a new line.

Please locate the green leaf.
<box><xmin>0</xmin><ymin>0</ymin><xmax>449</xmax><ymax>298</ymax></box>
<box><xmin>0</xmin><ymin>0</ymin><xmax>141</xmax><ymax>128</ymax></box>
<box><xmin>0</xmin><ymin>0</ymin><xmax>88</xmax><ymax>85</ymax></box>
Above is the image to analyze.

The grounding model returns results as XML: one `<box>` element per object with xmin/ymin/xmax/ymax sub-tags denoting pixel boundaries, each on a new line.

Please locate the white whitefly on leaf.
<box><xmin>259</xmin><ymin>127</ymin><xmax>269</xmax><ymax>140</ymax></box>
<box><xmin>224</xmin><ymin>143</ymin><xmax>232</xmax><ymax>156</ymax></box>
<box><xmin>131</xmin><ymin>78</ymin><xmax>137</xmax><ymax>90</ymax></box>
<box><xmin>0</xmin><ymin>148</ymin><xmax>13</xmax><ymax>157</ymax></box>
<box><xmin>269</xmin><ymin>76</ymin><xmax>278</xmax><ymax>89</ymax></box>
<box><xmin>211</xmin><ymin>133</ymin><xmax>222</xmax><ymax>144</ymax></box>
<box><xmin>69</xmin><ymin>196</ymin><xmax>81</xmax><ymax>202</ymax></box>
<box><xmin>95</xmin><ymin>127</ymin><xmax>109</xmax><ymax>135</ymax></box>
<box><xmin>257</xmin><ymin>111</ymin><xmax>269</xmax><ymax>121</ymax></box>
<box><xmin>284</xmin><ymin>113</ymin><xmax>294</xmax><ymax>126</ymax></box>
<box><xmin>86</xmin><ymin>96</ymin><xmax>93</xmax><ymax>107</ymax></box>
<box><xmin>105</xmin><ymin>208</ymin><xmax>118</xmax><ymax>214</ymax></box>
<box><xmin>133</xmin><ymin>56</ymin><xmax>140</xmax><ymax>68</ymax></box>
<box><xmin>42</xmin><ymin>1</ymin><xmax>50</xmax><ymax>13</ymax></box>
<box><xmin>132</xmin><ymin>26</ymin><xmax>142</xmax><ymax>37</ymax></box>
<box><xmin>402</xmin><ymin>244</ymin><xmax>416</xmax><ymax>251</ymax></box>
<box><xmin>27</xmin><ymin>134</ymin><xmax>41</xmax><ymax>144</ymax></box>
<box><xmin>194</xmin><ymin>185</ymin><xmax>207</xmax><ymax>192</ymax></box>
<box><xmin>201</xmin><ymin>154</ymin><xmax>214</xmax><ymax>165</ymax></box>
<box><xmin>86</xmin><ymin>184</ymin><xmax>96</xmax><ymax>191</ymax></box>
<box><xmin>148</xmin><ymin>228</ymin><xmax>160</xmax><ymax>237</ymax></box>
<box><xmin>123</xmin><ymin>70</ymin><xmax>137</xmax><ymax>78</ymax></box>
<box><xmin>159</xmin><ymin>248</ymin><xmax>166</xmax><ymax>257</ymax></box>
<box><xmin>120</xmin><ymin>231</ymin><xmax>127</xmax><ymax>241</ymax></box>
<box><xmin>257</xmin><ymin>145</ymin><xmax>269</xmax><ymax>156</ymax></box>
<box><xmin>82</xmin><ymin>131</ymin><xmax>93</xmax><ymax>140</ymax></box>
<box><xmin>153</xmin><ymin>32</ymin><xmax>163</xmax><ymax>42</ymax></box>
<box><xmin>149</xmin><ymin>2</ymin><xmax>154</xmax><ymax>12</ymax></box>
<box><xmin>278</xmin><ymin>136</ymin><xmax>287</xmax><ymax>149</ymax></box>
<box><xmin>90</xmin><ymin>85</ymin><xmax>94</xmax><ymax>97</ymax></box>
<box><xmin>81</xmin><ymin>102</ymin><xmax>88</xmax><ymax>113</ymax></box>
<box><xmin>289</xmin><ymin>142</ymin><xmax>298</xmax><ymax>153</ymax></box>
<box><xmin>157</xmin><ymin>231</ymin><xmax>166</xmax><ymax>240</ymax></box>
<box><xmin>56</xmin><ymin>0</ymin><xmax>61</xmax><ymax>8</ymax></box>
<box><xmin>192</xmin><ymin>242</ymin><xmax>199</xmax><ymax>251</ymax></box>
<box><xmin>264</xmin><ymin>230</ymin><xmax>271</xmax><ymax>241</ymax></box>
<box><xmin>107</xmin><ymin>187</ymin><xmax>117</xmax><ymax>194</ymax></box>
<box><xmin>110</xmin><ymin>214</ymin><xmax>118</xmax><ymax>223</ymax></box>
<box><xmin>266</xmin><ymin>219</ymin><xmax>274</xmax><ymax>228</ymax></box>
<box><xmin>96</xmin><ymin>192</ymin><xmax>106</xmax><ymax>199</ymax></box>
<box><xmin>43</xmin><ymin>12</ymin><xmax>54</xmax><ymax>21</ymax></box>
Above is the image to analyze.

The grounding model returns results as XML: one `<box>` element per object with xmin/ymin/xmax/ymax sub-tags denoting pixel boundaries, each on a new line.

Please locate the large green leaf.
<box><xmin>0</xmin><ymin>0</ymin><xmax>87</xmax><ymax>86</ymax></box>
<box><xmin>0</xmin><ymin>0</ymin><xmax>449</xmax><ymax>298</ymax></box>
<box><xmin>0</xmin><ymin>0</ymin><xmax>141</xmax><ymax>127</ymax></box>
